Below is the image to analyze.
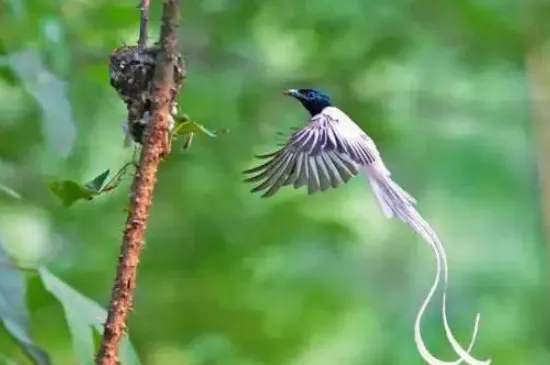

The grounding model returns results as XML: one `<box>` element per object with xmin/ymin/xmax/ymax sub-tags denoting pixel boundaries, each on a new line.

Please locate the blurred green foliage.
<box><xmin>0</xmin><ymin>0</ymin><xmax>547</xmax><ymax>364</ymax></box>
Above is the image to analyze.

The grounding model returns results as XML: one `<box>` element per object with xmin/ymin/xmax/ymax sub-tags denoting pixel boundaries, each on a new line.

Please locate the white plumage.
<box><xmin>245</xmin><ymin>105</ymin><xmax>490</xmax><ymax>365</ymax></box>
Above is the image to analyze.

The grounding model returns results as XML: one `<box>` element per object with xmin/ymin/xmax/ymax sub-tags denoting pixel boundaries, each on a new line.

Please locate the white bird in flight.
<box><xmin>243</xmin><ymin>88</ymin><xmax>490</xmax><ymax>365</ymax></box>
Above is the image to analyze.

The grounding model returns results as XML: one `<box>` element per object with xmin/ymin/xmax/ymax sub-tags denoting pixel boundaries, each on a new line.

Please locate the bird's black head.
<box><xmin>283</xmin><ymin>88</ymin><xmax>333</xmax><ymax>116</ymax></box>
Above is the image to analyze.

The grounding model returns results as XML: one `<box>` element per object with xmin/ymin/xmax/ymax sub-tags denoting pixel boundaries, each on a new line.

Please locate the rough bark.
<box><xmin>95</xmin><ymin>1</ymin><xmax>182</xmax><ymax>364</ymax></box>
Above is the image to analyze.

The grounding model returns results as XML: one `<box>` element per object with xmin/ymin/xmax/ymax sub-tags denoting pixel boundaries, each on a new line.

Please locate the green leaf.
<box><xmin>0</xmin><ymin>184</ymin><xmax>21</xmax><ymax>200</ymax></box>
<box><xmin>180</xmin><ymin>133</ymin><xmax>194</xmax><ymax>152</ymax></box>
<box><xmin>48</xmin><ymin>180</ymin><xmax>96</xmax><ymax>207</ymax></box>
<box><xmin>0</xmin><ymin>355</ymin><xmax>18</xmax><ymax>365</ymax></box>
<box><xmin>0</xmin><ymin>240</ymin><xmax>51</xmax><ymax>365</ymax></box>
<box><xmin>84</xmin><ymin>170</ymin><xmax>110</xmax><ymax>193</ymax></box>
<box><xmin>39</xmin><ymin>268</ymin><xmax>141</xmax><ymax>365</ymax></box>
<box><xmin>6</xmin><ymin>49</ymin><xmax>76</xmax><ymax>158</ymax></box>
<box><xmin>173</xmin><ymin>118</ymin><xmax>219</xmax><ymax>138</ymax></box>
<box><xmin>91</xmin><ymin>326</ymin><xmax>103</xmax><ymax>352</ymax></box>
<box><xmin>173</xmin><ymin>113</ymin><xmax>190</xmax><ymax>128</ymax></box>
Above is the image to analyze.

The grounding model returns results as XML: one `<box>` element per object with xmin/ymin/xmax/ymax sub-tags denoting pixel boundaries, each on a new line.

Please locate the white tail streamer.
<box><xmin>363</xmin><ymin>165</ymin><xmax>490</xmax><ymax>365</ymax></box>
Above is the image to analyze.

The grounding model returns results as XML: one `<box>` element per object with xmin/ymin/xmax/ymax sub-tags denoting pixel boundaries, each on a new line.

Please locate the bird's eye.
<box><xmin>306</xmin><ymin>92</ymin><xmax>315</xmax><ymax>99</ymax></box>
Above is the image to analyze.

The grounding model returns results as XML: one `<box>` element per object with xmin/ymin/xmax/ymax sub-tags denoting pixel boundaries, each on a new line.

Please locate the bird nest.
<box><xmin>109</xmin><ymin>45</ymin><xmax>186</xmax><ymax>144</ymax></box>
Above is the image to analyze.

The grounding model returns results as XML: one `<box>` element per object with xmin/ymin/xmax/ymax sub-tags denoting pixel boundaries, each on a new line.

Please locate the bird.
<box><xmin>243</xmin><ymin>88</ymin><xmax>490</xmax><ymax>365</ymax></box>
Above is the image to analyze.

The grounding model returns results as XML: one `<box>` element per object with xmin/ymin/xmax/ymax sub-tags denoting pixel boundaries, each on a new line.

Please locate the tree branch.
<box><xmin>138</xmin><ymin>0</ymin><xmax>150</xmax><ymax>49</ymax></box>
<box><xmin>95</xmin><ymin>1</ymin><xmax>182</xmax><ymax>365</ymax></box>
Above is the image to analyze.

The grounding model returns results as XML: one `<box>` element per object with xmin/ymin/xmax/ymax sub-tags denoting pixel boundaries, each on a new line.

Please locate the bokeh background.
<box><xmin>0</xmin><ymin>0</ymin><xmax>548</xmax><ymax>364</ymax></box>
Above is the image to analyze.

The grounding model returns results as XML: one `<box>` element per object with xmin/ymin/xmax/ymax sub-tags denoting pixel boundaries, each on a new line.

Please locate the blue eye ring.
<box><xmin>306</xmin><ymin>91</ymin><xmax>315</xmax><ymax>99</ymax></box>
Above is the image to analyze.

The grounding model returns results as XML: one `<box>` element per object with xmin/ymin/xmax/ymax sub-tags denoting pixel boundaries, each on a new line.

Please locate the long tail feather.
<box><xmin>363</xmin><ymin>165</ymin><xmax>490</xmax><ymax>365</ymax></box>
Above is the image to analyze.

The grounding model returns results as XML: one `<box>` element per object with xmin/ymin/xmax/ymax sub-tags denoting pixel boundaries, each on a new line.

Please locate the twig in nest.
<box><xmin>138</xmin><ymin>0</ymin><xmax>150</xmax><ymax>49</ymax></box>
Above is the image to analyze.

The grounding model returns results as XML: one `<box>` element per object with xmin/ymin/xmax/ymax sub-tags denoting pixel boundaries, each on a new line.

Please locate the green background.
<box><xmin>0</xmin><ymin>0</ymin><xmax>547</xmax><ymax>364</ymax></box>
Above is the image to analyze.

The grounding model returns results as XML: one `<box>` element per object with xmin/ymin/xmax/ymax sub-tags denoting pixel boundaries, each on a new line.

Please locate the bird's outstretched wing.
<box><xmin>244</xmin><ymin>107</ymin><xmax>489</xmax><ymax>364</ymax></box>
<box><xmin>243</xmin><ymin>107</ymin><xmax>379</xmax><ymax>197</ymax></box>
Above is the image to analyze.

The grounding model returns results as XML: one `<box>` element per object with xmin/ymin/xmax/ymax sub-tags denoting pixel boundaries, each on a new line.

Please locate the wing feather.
<box><xmin>320</xmin><ymin>153</ymin><xmax>342</xmax><ymax>188</ymax></box>
<box><xmin>244</xmin><ymin>107</ymin><xmax>381</xmax><ymax>197</ymax></box>
<box><xmin>307</xmin><ymin>156</ymin><xmax>320</xmax><ymax>194</ymax></box>
<box><xmin>251</xmin><ymin>152</ymin><xmax>294</xmax><ymax>194</ymax></box>
<box><xmin>314</xmin><ymin>155</ymin><xmax>332</xmax><ymax>191</ymax></box>
<box><xmin>296</xmin><ymin>152</ymin><xmax>309</xmax><ymax>189</ymax></box>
